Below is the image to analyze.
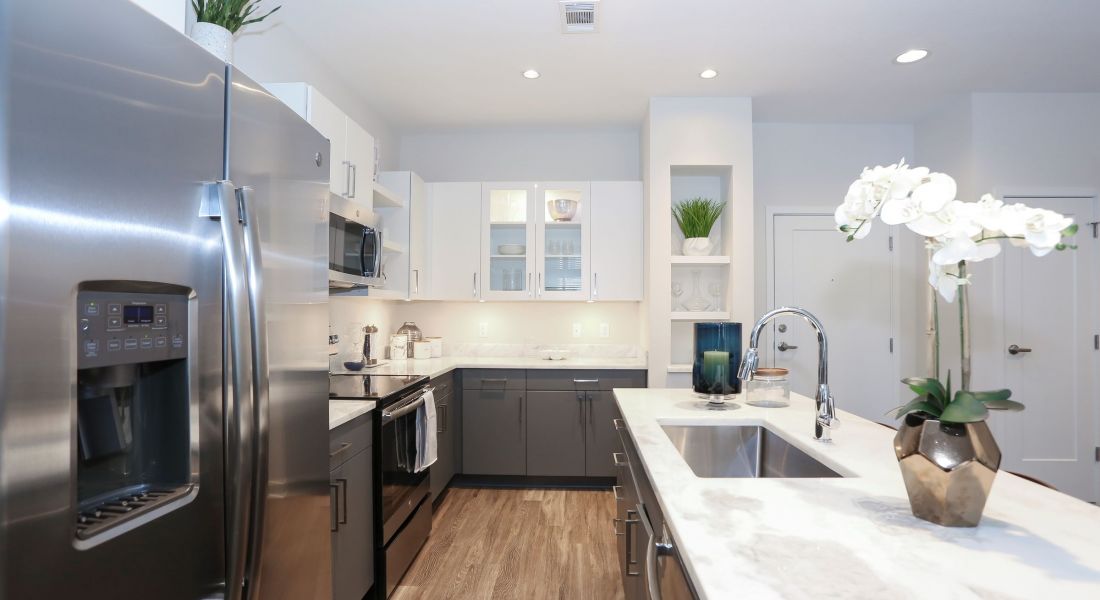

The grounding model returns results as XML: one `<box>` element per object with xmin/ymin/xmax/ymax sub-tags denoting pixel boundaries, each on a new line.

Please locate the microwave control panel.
<box><xmin>77</xmin><ymin>290</ymin><xmax>188</xmax><ymax>369</ymax></box>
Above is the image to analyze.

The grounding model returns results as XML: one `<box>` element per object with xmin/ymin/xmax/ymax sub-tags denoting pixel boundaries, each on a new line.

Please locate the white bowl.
<box><xmin>497</xmin><ymin>244</ymin><xmax>526</xmax><ymax>255</ymax></box>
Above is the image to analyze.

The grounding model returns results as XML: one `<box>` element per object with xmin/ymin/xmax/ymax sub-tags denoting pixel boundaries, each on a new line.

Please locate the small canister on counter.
<box><xmin>412</xmin><ymin>341</ymin><xmax>432</xmax><ymax>360</ymax></box>
<box><xmin>746</xmin><ymin>367</ymin><xmax>790</xmax><ymax>407</ymax></box>
<box><xmin>424</xmin><ymin>337</ymin><xmax>443</xmax><ymax>358</ymax></box>
<box><xmin>389</xmin><ymin>334</ymin><xmax>408</xmax><ymax>360</ymax></box>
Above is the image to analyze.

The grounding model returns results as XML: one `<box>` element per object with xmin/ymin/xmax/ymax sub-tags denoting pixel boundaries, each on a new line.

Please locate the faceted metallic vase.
<box><xmin>893</xmin><ymin>415</ymin><xmax>1001</xmax><ymax>527</ymax></box>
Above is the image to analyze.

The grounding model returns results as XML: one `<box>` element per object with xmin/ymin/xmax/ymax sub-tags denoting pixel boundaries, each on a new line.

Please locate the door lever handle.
<box><xmin>777</xmin><ymin>341</ymin><xmax>798</xmax><ymax>352</ymax></box>
<box><xmin>1008</xmin><ymin>344</ymin><xmax>1032</xmax><ymax>355</ymax></box>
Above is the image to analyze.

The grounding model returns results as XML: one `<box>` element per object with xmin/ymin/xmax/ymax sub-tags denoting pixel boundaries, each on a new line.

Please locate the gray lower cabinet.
<box><xmin>330</xmin><ymin>419</ymin><xmax>373</xmax><ymax>600</ymax></box>
<box><xmin>526</xmin><ymin>391</ymin><xmax>587</xmax><ymax>476</ymax></box>
<box><xmin>585</xmin><ymin>391</ymin><xmax>621</xmax><ymax>477</ymax></box>
<box><xmin>430</xmin><ymin>374</ymin><xmax>457</xmax><ymax>503</ymax></box>
<box><xmin>462</xmin><ymin>387</ymin><xmax>526</xmax><ymax>475</ymax></box>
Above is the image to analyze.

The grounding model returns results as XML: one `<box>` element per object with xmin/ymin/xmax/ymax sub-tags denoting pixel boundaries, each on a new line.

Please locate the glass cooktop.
<box><xmin>328</xmin><ymin>374</ymin><xmax>427</xmax><ymax>403</ymax></box>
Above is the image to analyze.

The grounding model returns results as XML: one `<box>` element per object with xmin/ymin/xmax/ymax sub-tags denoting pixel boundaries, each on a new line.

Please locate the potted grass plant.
<box><xmin>835</xmin><ymin>160</ymin><xmax>1076</xmax><ymax>526</ymax></box>
<box><xmin>673</xmin><ymin>197</ymin><xmax>726</xmax><ymax>256</ymax></box>
<box><xmin>191</xmin><ymin>0</ymin><xmax>281</xmax><ymax>62</ymax></box>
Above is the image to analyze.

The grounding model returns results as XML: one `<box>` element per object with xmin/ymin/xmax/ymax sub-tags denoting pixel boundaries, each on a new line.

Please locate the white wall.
<box><xmin>234</xmin><ymin>25</ymin><xmax>399</xmax><ymax>170</ymax></box>
<box><xmin>753</xmin><ymin>122</ymin><xmax>922</xmax><ymax>383</ymax></box>
<box><xmin>398</xmin><ymin>128</ymin><xmax>640</xmax><ymax>182</ymax></box>
<box><xmin>645</xmin><ymin>97</ymin><xmax>755</xmax><ymax>387</ymax></box>
<box><xmin>128</xmin><ymin>0</ymin><xmax>186</xmax><ymax>32</ymax></box>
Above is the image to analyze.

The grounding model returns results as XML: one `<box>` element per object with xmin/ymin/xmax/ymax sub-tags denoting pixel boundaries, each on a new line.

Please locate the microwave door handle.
<box><xmin>203</xmin><ymin>181</ymin><xmax>255</xmax><ymax>600</ymax></box>
<box><xmin>359</xmin><ymin>228</ymin><xmax>370</xmax><ymax>276</ymax></box>
<box><xmin>239</xmin><ymin>186</ymin><xmax>272</xmax><ymax>598</ymax></box>
<box><xmin>374</xmin><ymin>229</ymin><xmax>383</xmax><ymax>278</ymax></box>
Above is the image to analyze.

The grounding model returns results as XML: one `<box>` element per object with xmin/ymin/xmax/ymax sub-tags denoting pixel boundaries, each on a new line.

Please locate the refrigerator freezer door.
<box><xmin>2</xmin><ymin>0</ymin><xmax>227</xmax><ymax>598</ymax></box>
<box><xmin>226</xmin><ymin>67</ymin><xmax>333</xmax><ymax>599</ymax></box>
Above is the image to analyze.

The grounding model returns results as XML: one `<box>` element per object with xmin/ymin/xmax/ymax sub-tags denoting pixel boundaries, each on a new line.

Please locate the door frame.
<box><xmin>764</xmin><ymin>206</ymin><xmax>903</xmax><ymax>407</ymax></box>
<box><xmin>987</xmin><ymin>188</ymin><xmax>1100</xmax><ymax>502</ymax></box>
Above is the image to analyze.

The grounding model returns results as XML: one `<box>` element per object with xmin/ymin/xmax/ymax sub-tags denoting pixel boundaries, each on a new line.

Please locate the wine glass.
<box><xmin>708</xmin><ymin>282</ymin><xmax>723</xmax><ymax>310</ymax></box>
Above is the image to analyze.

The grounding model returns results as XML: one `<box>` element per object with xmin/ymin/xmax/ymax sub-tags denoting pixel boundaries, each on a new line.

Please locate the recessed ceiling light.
<box><xmin>699</xmin><ymin>69</ymin><xmax>718</xmax><ymax>79</ymax></box>
<box><xmin>523</xmin><ymin>69</ymin><xmax>541</xmax><ymax>79</ymax></box>
<box><xmin>895</xmin><ymin>49</ymin><xmax>929</xmax><ymax>64</ymax></box>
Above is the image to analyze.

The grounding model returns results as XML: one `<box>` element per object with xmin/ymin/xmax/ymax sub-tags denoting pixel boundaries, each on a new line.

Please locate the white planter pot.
<box><xmin>191</xmin><ymin>22</ymin><xmax>233</xmax><ymax>63</ymax></box>
<box><xmin>682</xmin><ymin>237</ymin><xmax>713</xmax><ymax>256</ymax></box>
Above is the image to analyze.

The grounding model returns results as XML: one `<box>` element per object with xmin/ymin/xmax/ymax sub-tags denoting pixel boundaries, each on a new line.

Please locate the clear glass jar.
<box><xmin>746</xmin><ymin>367</ymin><xmax>790</xmax><ymax>407</ymax></box>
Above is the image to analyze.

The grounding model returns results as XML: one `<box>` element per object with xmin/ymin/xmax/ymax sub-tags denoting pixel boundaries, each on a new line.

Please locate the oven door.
<box><xmin>329</xmin><ymin>195</ymin><xmax>382</xmax><ymax>288</ymax></box>
<box><xmin>379</xmin><ymin>389</ymin><xmax>430</xmax><ymax>542</ymax></box>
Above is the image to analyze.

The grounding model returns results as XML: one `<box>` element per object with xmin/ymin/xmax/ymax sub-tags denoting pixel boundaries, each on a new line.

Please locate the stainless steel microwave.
<box><xmin>329</xmin><ymin>194</ymin><xmax>383</xmax><ymax>288</ymax></box>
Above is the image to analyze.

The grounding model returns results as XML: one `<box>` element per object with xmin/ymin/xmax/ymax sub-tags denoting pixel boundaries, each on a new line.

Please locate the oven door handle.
<box><xmin>382</xmin><ymin>387</ymin><xmax>434</xmax><ymax>424</ymax></box>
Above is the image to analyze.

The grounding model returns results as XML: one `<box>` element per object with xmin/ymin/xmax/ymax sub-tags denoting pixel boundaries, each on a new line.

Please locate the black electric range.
<box><xmin>329</xmin><ymin>373</ymin><xmax>432</xmax><ymax>598</ymax></box>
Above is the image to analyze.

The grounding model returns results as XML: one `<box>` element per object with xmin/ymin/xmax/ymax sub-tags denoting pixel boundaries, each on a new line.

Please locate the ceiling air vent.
<box><xmin>560</xmin><ymin>1</ymin><xmax>599</xmax><ymax>34</ymax></box>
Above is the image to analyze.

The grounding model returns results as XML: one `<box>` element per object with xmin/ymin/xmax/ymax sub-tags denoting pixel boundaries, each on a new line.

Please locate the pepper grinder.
<box><xmin>362</xmin><ymin>324</ymin><xmax>379</xmax><ymax>365</ymax></box>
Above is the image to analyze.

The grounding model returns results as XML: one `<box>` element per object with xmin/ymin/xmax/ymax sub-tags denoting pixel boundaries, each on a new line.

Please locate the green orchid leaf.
<box><xmin>900</xmin><ymin>377</ymin><xmax>946</xmax><ymax>407</ymax></box>
<box><xmin>939</xmin><ymin>391</ymin><xmax>990</xmax><ymax>424</ymax></box>
<box><xmin>1062</xmin><ymin>223</ymin><xmax>1078</xmax><ymax>237</ymax></box>
<box><xmin>889</xmin><ymin>397</ymin><xmax>942</xmax><ymax>420</ymax></box>
<box><xmin>971</xmin><ymin>389</ymin><xmax>1011</xmax><ymax>402</ymax></box>
<box><xmin>982</xmin><ymin>398</ymin><xmax>1026</xmax><ymax>411</ymax></box>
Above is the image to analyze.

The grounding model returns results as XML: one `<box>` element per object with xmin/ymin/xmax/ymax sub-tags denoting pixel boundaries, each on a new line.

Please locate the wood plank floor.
<box><xmin>390</xmin><ymin>487</ymin><xmax>624</xmax><ymax>600</ymax></box>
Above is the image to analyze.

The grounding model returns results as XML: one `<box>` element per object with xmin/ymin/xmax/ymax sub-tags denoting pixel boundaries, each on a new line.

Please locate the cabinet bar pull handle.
<box><xmin>336</xmin><ymin>478</ymin><xmax>348</xmax><ymax>524</ymax></box>
<box><xmin>473</xmin><ymin>272</ymin><xmax>478</xmax><ymax>298</ymax></box>
<box><xmin>329</xmin><ymin>483</ymin><xmax>339</xmax><ymax>532</ymax></box>
<box><xmin>573</xmin><ymin>378</ymin><xmax>599</xmax><ymax>384</ymax></box>
<box><xmin>612</xmin><ymin>452</ymin><xmax>628</xmax><ymax>468</ymax></box>
<box><xmin>593</xmin><ymin>272</ymin><xmax>599</xmax><ymax>299</ymax></box>
<box><xmin>578</xmin><ymin>394</ymin><xmax>584</xmax><ymax>424</ymax></box>
<box><xmin>329</xmin><ymin>441</ymin><xmax>353</xmax><ymax>462</ymax></box>
<box><xmin>613</xmin><ymin>418</ymin><xmax>625</xmax><ymax>430</ymax></box>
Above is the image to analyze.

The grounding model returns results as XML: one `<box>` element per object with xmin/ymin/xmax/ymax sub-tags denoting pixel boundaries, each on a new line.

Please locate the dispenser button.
<box><xmin>172</xmin><ymin>334</ymin><xmax>184</xmax><ymax>349</ymax></box>
<box><xmin>124</xmin><ymin>338</ymin><xmax>138</xmax><ymax>351</ymax></box>
<box><xmin>107</xmin><ymin>339</ymin><xmax>122</xmax><ymax>352</ymax></box>
<box><xmin>140</xmin><ymin>336</ymin><xmax>154</xmax><ymax>350</ymax></box>
<box><xmin>107</xmin><ymin>303</ymin><xmax>122</xmax><ymax>316</ymax></box>
<box><xmin>153</xmin><ymin>315</ymin><xmax>168</xmax><ymax>328</ymax></box>
<box><xmin>155</xmin><ymin>336</ymin><xmax>167</xmax><ymax>348</ymax></box>
<box><xmin>84</xmin><ymin>302</ymin><xmax>100</xmax><ymax>316</ymax></box>
<box><xmin>154</xmin><ymin>304</ymin><xmax>167</xmax><ymax>315</ymax></box>
<box><xmin>79</xmin><ymin>318</ymin><xmax>91</xmax><ymax>332</ymax></box>
<box><xmin>83</xmin><ymin>339</ymin><xmax>99</xmax><ymax>357</ymax></box>
<box><xmin>107</xmin><ymin>316</ymin><xmax>122</xmax><ymax>330</ymax></box>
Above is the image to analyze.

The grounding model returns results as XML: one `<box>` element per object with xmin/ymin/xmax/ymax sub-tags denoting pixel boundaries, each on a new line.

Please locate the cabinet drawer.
<box><xmin>525</xmin><ymin>369</ymin><xmax>646</xmax><ymax>391</ymax></box>
<box><xmin>461</xmin><ymin>369</ymin><xmax>525</xmax><ymax>390</ymax></box>
<box><xmin>329</xmin><ymin>413</ymin><xmax>372</xmax><ymax>470</ymax></box>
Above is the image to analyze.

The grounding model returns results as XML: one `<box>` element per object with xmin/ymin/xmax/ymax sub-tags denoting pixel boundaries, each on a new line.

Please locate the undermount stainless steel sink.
<box><xmin>661</xmin><ymin>425</ymin><xmax>843</xmax><ymax>478</ymax></box>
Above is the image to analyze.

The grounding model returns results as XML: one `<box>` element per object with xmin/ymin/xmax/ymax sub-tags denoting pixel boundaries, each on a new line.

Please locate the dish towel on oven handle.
<box><xmin>414</xmin><ymin>389</ymin><xmax>438</xmax><ymax>472</ymax></box>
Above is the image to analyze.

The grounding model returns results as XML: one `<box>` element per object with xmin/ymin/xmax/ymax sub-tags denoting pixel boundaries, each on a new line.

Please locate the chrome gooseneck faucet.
<box><xmin>737</xmin><ymin>307</ymin><xmax>837</xmax><ymax>442</ymax></box>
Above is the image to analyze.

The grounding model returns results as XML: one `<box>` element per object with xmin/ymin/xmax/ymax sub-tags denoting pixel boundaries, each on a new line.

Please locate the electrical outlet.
<box><xmin>599</xmin><ymin>323</ymin><xmax>610</xmax><ymax>338</ymax></box>
<box><xmin>478</xmin><ymin>322</ymin><xmax>488</xmax><ymax>338</ymax></box>
<box><xmin>572</xmin><ymin>323</ymin><xmax>582</xmax><ymax>338</ymax></box>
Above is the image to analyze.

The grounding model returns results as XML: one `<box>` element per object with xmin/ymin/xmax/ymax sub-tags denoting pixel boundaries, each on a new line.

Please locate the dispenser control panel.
<box><xmin>77</xmin><ymin>290</ymin><xmax>188</xmax><ymax>369</ymax></box>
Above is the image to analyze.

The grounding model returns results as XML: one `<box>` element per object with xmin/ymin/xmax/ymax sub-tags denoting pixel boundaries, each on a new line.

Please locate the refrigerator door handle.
<box><xmin>204</xmin><ymin>181</ymin><xmax>255</xmax><ymax>600</ymax></box>
<box><xmin>239</xmin><ymin>185</ymin><xmax>272</xmax><ymax>600</ymax></box>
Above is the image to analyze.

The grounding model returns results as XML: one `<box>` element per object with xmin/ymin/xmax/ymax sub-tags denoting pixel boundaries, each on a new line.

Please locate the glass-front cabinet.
<box><xmin>480</xmin><ymin>182</ymin><xmax>591</xmax><ymax>301</ymax></box>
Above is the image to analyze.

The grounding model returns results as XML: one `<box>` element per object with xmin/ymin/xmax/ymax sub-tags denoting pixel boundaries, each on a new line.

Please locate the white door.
<box><xmin>536</xmin><ymin>182</ymin><xmax>590</xmax><ymax>301</ymax></box>
<box><xmin>591</xmin><ymin>181</ymin><xmax>644</xmax><ymax>301</ymax></box>
<box><xmin>427</xmin><ymin>182</ymin><xmax>482</xmax><ymax>300</ymax></box>
<box><xmin>770</xmin><ymin>213</ymin><xmax>899</xmax><ymax>425</ymax></box>
<box><xmin>989</xmin><ymin>196</ymin><xmax>1098</xmax><ymax>501</ymax></box>
<box><xmin>482</xmin><ymin>183</ymin><xmax>537</xmax><ymax>301</ymax></box>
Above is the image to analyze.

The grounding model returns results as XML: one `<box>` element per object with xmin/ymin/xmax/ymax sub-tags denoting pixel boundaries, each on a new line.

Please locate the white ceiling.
<box><xmin>270</xmin><ymin>0</ymin><xmax>1100</xmax><ymax>130</ymax></box>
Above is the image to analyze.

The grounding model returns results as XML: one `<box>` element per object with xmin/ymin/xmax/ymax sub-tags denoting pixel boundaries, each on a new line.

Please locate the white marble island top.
<box><xmin>615</xmin><ymin>388</ymin><xmax>1100</xmax><ymax>599</ymax></box>
<box><xmin>333</xmin><ymin>355</ymin><xmax>647</xmax><ymax>379</ymax></box>
<box><xmin>328</xmin><ymin>399</ymin><xmax>376</xmax><ymax>430</ymax></box>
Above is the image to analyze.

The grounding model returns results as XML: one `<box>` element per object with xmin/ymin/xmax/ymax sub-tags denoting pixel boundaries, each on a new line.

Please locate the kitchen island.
<box><xmin>614</xmin><ymin>388</ymin><xmax>1100</xmax><ymax>599</ymax></box>
<box><xmin>332</xmin><ymin>355</ymin><xmax>647</xmax><ymax>379</ymax></box>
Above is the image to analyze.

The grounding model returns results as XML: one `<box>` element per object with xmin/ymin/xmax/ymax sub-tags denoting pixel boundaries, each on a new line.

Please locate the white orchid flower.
<box><xmin>906</xmin><ymin>200</ymin><xmax>982</xmax><ymax>239</ymax></box>
<box><xmin>1023</xmin><ymin>208</ymin><xmax>1074</xmax><ymax>253</ymax></box>
<box><xmin>927</xmin><ymin>259</ymin><xmax>969</xmax><ymax>303</ymax></box>
<box><xmin>932</xmin><ymin>235</ymin><xmax>1002</xmax><ymax>265</ymax></box>
<box><xmin>971</xmin><ymin>194</ymin><xmax>1006</xmax><ymax>231</ymax></box>
<box><xmin>910</xmin><ymin>172</ymin><xmax>956</xmax><ymax>214</ymax></box>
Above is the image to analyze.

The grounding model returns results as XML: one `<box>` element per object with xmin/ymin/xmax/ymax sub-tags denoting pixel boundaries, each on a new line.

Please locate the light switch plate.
<box><xmin>572</xmin><ymin>323</ymin><xmax>582</xmax><ymax>337</ymax></box>
<box><xmin>599</xmin><ymin>323</ymin><xmax>610</xmax><ymax>338</ymax></box>
<box><xmin>478</xmin><ymin>322</ymin><xmax>488</xmax><ymax>338</ymax></box>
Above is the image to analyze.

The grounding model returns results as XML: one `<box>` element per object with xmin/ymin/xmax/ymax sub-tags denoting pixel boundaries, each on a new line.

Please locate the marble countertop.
<box><xmin>332</xmin><ymin>355</ymin><xmax>647</xmax><ymax>379</ymax></box>
<box><xmin>615</xmin><ymin>388</ymin><xmax>1100</xmax><ymax>599</ymax></box>
<box><xmin>329</xmin><ymin>399</ymin><xmax>376</xmax><ymax>430</ymax></box>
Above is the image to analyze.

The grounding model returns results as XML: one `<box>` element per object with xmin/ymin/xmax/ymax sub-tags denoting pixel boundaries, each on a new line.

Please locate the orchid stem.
<box><xmin>958</xmin><ymin>260</ymin><xmax>971</xmax><ymax>391</ymax></box>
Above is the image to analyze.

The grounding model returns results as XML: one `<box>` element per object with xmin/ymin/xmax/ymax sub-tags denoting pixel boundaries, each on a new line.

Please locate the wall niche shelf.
<box><xmin>373</xmin><ymin>181</ymin><xmax>404</xmax><ymax>208</ymax></box>
<box><xmin>670</xmin><ymin>255</ymin><xmax>730</xmax><ymax>265</ymax></box>
<box><xmin>671</xmin><ymin>311</ymin><xmax>730</xmax><ymax>321</ymax></box>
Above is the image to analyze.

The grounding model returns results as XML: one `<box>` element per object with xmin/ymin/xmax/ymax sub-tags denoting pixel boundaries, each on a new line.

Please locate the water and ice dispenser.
<box><xmin>75</xmin><ymin>285</ymin><xmax>193</xmax><ymax>541</ymax></box>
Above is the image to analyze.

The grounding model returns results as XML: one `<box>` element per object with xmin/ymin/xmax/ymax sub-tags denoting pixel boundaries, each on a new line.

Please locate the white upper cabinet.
<box><xmin>408</xmin><ymin>175</ymin><xmax>428</xmax><ymax>300</ymax></box>
<box><xmin>264</xmin><ymin>83</ymin><xmax>373</xmax><ymax>207</ymax></box>
<box><xmin>428</xmin><ymin>182</ymin><xmax>482</xmax><ymax>301</ymax></box>
<box><xmin>481</xmin><ymin>183</ymin><xmax>537</xmax><ymax>301</ymax></box>
<box><xmin>536</xmin><ymin>182</ymin><xmax>591</xmax><ymax>301</ymax></box>
<box><xmin>590</xmin><ymin>181</ymin><xmax>643</xmax><ymax>301</ymax></box>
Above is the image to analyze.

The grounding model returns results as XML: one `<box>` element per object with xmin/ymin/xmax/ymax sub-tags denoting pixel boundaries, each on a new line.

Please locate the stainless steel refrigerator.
<box><xmin>0</xmin><ymin>1</ymin><xmax>332</xmax><ymax>598</ymax></box>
